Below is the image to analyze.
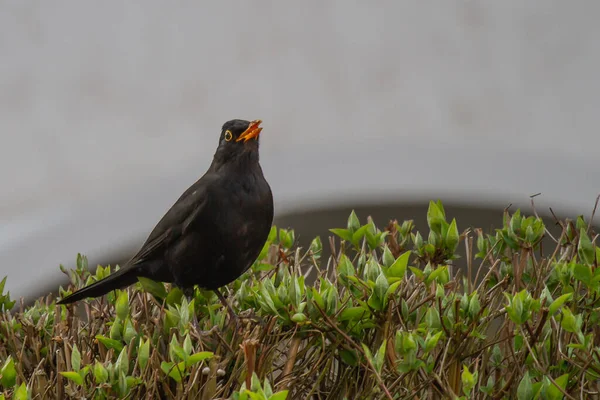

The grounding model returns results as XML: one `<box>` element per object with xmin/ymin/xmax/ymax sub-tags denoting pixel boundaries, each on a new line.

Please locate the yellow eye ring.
<box><xmin>224</xmin><ymin>130</ymin><xmax>233</xmax><ymax>141</ymax></box>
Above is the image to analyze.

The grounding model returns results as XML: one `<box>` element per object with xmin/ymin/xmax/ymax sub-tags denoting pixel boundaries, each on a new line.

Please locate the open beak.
<box><xmin>236</xmin><ymin>120</ymin><xmax>263</xmax><ymax>142</ymax></box>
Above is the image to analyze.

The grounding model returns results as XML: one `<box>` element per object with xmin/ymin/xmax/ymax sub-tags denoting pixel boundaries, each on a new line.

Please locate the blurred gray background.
<box><xmin>1</xmin><ymin>2</ymin><xmax>599</xmax><ymax>302</ymax></box>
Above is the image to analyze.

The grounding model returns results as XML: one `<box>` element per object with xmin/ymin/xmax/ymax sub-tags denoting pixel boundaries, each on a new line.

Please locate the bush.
<box><xmin>1</xmin><ymin>200</ymin><xmax>600</xmax><ymax>399</ymax></box>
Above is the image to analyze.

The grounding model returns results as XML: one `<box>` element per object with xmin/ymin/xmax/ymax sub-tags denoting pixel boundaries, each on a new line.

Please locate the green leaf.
<box><xmin>367</xmin><ymin>292</ymin><xmax>383</xmax><ymax>311</ymax></box>
<box><xmin>290</xmin><ymin>276</ymin><xmax>302</xmax><ymax>309</ymax></box>
<box><xmin>291</xmin><ymin>313</ymin><xmax>307</xmax><ymax>323</ymax></box>
<box><xmin>573</xmin><ymin>263</ymin><xmax>592</xmax><ymax>286</ymax></box>
<box><xmin>337</xmin><ymin>254</ymin><xmax>355</xmax><ymax>280</ymax></box>
<box><xmin>259</xmin><ymin>282</ymin><xmax>279</xmax><ymax>315</ymax></box>
<box><xmin>428</xmin><ymin>230</ymin><xmax>441</xmax><ymax>248</ymax></box>
<box><xmin>138</xmin><ymin>338</ymin><xmax>150</xmax><ymax>371</ymax></box>
<box><xmin>250</xmin><ymin>372</ymin><xmax>262</xmax><ymax>392</ymax></box>
<box><xmin>364</xmin><ymin>258</ymin><xmax>381</xmax><ymax>282</ymax></box>
<box><xmin>576</xmin><ymin>215</ymin><xmax>586</xmax><ymax>230</ymax></box>
<box><xmin>339</xmin><ymin>306</ymin><xmax>368</xmax><ymax>321</ymax></box>
<box><xmin>164</xmin><ymin>308</ymin><xmax>180</xmax><ymax>333</ymax></box>
<box><xmin>480</xmin><ymin>376</ymin><xmax>495</xmax><ymax>396</ymax></box>
<box><xmin>352</xmin><ymin>225</ymin><xmax>371</xmax><ymax>247</ymax></box>
<box><xmin>329</xmin><ymin>228</ymin><xmax>353</xmax><ymax>243</ymax></box>
<box><xmin>387</xmin><ymin>251</ymin><xmax>410</xmax><ymax>279</ymax></box>
<box><xmin>514</xmin><ymin>334</ymin><xmax>524</xmax><ymax>352</ymax></box>
<box><xmin>118</xmin><ymin>371</ymin><xmax>128</xmax><ymax>397</ymax></box>
<box><xmin>94</xmin><ymin>265</ymin><xmax>105</xmax><ymax>280</ymax></box>
<box><xmin>427</xmin><ymin>200</ymin><xmax>446</xmax><ymax>234</ymax></box>
<box><xmin>413</xmin><ymin>231</ymin><xmax>424</xmax><ymax>250</ymax></box>
<box><xmin>436</xmin><ymin>199</ymin><xmax>446</xmax><ymax>218</ymax></box>
<box><xmin>115</xmin><ymin>290</ymin><xmax>129</xmax><ymax>321</ymax></box>
<box><xmin>1</xmin><ymin>356</ymin><xmax>17</xmax><ymax>388</ymax></box>
<box><xmin>110</xmin><ymin>318</ymin><xmax>123</xmax><ymax>341</ymax></box>
<box><xmin>310</xmin><ymin>288</ymin><xmax>325</xmax><ymax>312</ymax></box>
<box><xmin>267</xmin><ymin>225</ymin><xmax>277</xmax><ymax>243</ymax></box>
<box><xmin>183</xmin><ymin>334</ymin><xmax>193</xmax><ymax>356</ymax></box>
<box><xmin>445</xmin><ymin>218</ymin><xmax>459</xmax><ymax>252</ymax></box>
<box><xmin>426</xmin><ymin>265</ymin><xmax>449</xmax><ymax>285</ymax></box>
<box><xmin>517</xmin><ymin>371</ymin><xmax>534</xmax><ymax>400</ymax></box>
<box><xmin>366</xmin><ymin>226</ymin><xmax>385</xmax><ymax>251</ymax></box>
<box><xmin>385</xmin><ymin>281</ymin><xmax>402</xmax><ymax>301</ymax></box>
<box><xmin>468</xmin><ymin>293</ymin><xmax>481</xmax><ymax>318</ymax></box>
<box><xmin>268</xmin><ymin>391</ymin><xmax>289</xmax><ymax>400</ymax></box>
<box><xmin>169</xmin><ymin>335</ymin><xmax>185</xmax><ymax>363</ymax></box>
<box><xmin>12</xmin><ymin>383</ymin><xmax>28</xmax><ymax>400</ymax></box>
<box><xmin>548</xmin><ymin>293</ymin><xmax>572</xmax><ymax>316</ymax></box>
<box><xmin>279</xmin><ymin>228</ymin><xmax>294</xmax><ymax>249</ymax></box>
<box><xmin>505</xmin><ymin>291</ymin><xmax>531</xmax><ymax>325</ymax></box>
<box><xmin>525</xmin><ymin>225</ymin><xmax>535</xmax><ymax>243</ymax></box>
<box><xmin>122</xmin><ymin>317</ymin><xmax>137</xmax><ymax>345</ymax></box>
<box><xmin>400</xmin><ymin>332</ymin><xmax>417</xmax><ymax>353</ymax></box>
<box><xmin>409</xmin><ymin>266</ymin><xmax>424</xmax><ymax>281</ymax></box>
<box><xmin>60</xmin><ymin>371</ymin><xmax>83</xmax><ymax>385</ymax></box>
<box><xmin>425</xmin><ymin>308</ymin><xmax>442</xmax><ymax>330</ymax></box>
<box><xmin>374</xmin><ymin>273</ymin><xmax>389</xmax><ymax>306</ymax></box>
<box><xmin>578</xmin><ymin>228</ymin><xmax>594</xmax><ymax>265</ymax></box>
<box><xmin>161</xmin><ymin>361</ymin><xmax>183</xmax><ymax>383</ymax></box>
<box><xmin>186</xmin><ymin>352</ymin><xmax>213</xmax><ymax>367</ymax></box>
<box><xmin>347</xmin><ymin>210</ymin><xmax>360</xmax><ymax>233</ymax></box>
<box><xmin>339</xmin><ymin>349</ymin><xmax>359</xmax><ymax>366</ymax></box>
<box><xmin>264</xmin><ymin>379</ymin><xmax>273</xmax><ymax>398</ymax></box>
<box><xmin>137</xmin><ymin>277</ymin><xmax>167</xmax><ymax>300</ymax></box>
<box><xmin>373</xmin><ymin>340</ymin><xmax>387</xmax><ymax>373</ymax></box>
<box><xmin>560</xmin><ymin>308</ymin><xmax>578</xmax><ymax>333</ymax></box>
<box><xmin>309</xmin><ymin>236</ymin><xmax>322</xmax><ymax>259</ymax></box>
<box><xmin>361</xmin><ymin>343</ymin><xmax>375</xmax><ymax>369</ymax></box>
<box><xmin>325</xmin><ymin>286</ymin><xmax>338</xmax><ymax>315</ymax></box>
<box><xmin>165</xmin><ymin>287</ymin><xmax>184</xmax><ymax>307</ymax></box>
<box><xmin>93</xmin><ymin>361</ymin><xmax>108</xmax><ymax>384</ymax></box>
<box><xmin>531</xmin><ymin>382</ymin><xmax>543</xmax><ymax>399</ymax></box>
<box><xmin>461</xmin><ymin>365</ymin><xmax>476</xmax><ymax>395</ymax></box>
<box><xmin>76</xmin><ymin>253</ymin><xmax>87</xmax><ymax>270</ymax></box>
<box><xmin>0</xmin><ymin>277</ymin><xmax>14</xmax><ymax>312</ymax></box>
<box><xmin>424</xmin><ymin>331</ymin><xmax>443</xmax><ymax>352</ymax></box>
<box><xmin>545</xmin><ymin>373</ymin><xmax>568</xmax><ymax>400</ymax></box>
<box><xmin>382</xmin><ymin>246</ymin><xmax>395</xmax><ymax>268</ymax></box>
<box><xmin>508</xmin><ymin>210</ymin><xmax>522</xmax><ymax>233</ymax></box>
<box><xmin>95</xmin><ymin>335</ymin><xmax>124</xmax><ymax>353</ymax></box>
<box><xmin>116</xmin><ymin>346</ymin><xmax>129</xmax><ymax>376</ymax></box>
<box><xmin>70</xmin><ymin>345</ymin><xmax>81</xmax><ymax>372</ymax></box>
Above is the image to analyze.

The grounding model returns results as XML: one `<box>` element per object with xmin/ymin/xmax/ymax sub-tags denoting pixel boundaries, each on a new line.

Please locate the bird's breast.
<box><xmin>229</xmin><ymin>180</ymin><xmax>272</xmax><ymax>259</ymax></box>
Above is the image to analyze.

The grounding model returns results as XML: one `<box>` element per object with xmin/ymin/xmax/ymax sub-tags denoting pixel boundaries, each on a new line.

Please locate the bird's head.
<box><xmin>212</xmin><ymin>119</ymin><xmax>264</xmax><ymax>166</ymax></box>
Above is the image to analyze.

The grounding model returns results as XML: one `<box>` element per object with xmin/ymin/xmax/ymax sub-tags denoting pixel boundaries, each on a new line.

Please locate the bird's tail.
<box><xmin>56</xmin><ymin>266</ymin><xmax>140</xmax><ymax>305</ymax></box>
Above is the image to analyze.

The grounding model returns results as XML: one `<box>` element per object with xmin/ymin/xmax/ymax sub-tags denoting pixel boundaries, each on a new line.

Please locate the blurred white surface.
<box><xmin>1</xmin><ymin>2</ymin><xmax>599</xmax><ymax>299</ymax></box>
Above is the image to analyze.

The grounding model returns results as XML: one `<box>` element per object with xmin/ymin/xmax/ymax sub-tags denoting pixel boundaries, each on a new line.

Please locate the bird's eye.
<box><xmin>224</xmin><ymin>130</ymin><xmax>233</xmax><ymax>141</ymax></box>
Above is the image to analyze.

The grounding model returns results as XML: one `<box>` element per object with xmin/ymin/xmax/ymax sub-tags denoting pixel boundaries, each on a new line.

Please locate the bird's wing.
<box><xmin>126</xmin><ymin>174</ymin><xmax>216</xmax><ymax>266</ymax></box>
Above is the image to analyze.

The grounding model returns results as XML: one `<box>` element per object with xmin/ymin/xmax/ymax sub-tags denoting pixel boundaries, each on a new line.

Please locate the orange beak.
<box><xmin>236</xmin><ymin>120</ymin><xmax>263</xmax><ymax>142</ymax></box>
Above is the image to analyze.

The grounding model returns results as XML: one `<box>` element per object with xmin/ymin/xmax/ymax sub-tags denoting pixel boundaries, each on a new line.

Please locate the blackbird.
<box><xmin>57</xmin><ymin>119</ymin><xmax>274</xmax><ymax>320</ymax></box>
